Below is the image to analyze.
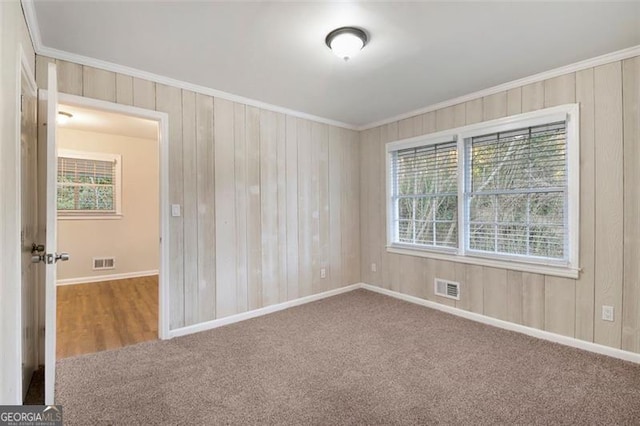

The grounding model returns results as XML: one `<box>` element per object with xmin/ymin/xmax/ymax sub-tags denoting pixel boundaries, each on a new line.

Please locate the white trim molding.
<box><xmin>165</xmin><ymin>281</ymin><xmax>640</xmax><ymax>365</ymax></box>
<box><xmin>386</xmin><ymin>246</ymin><xmax>580</xmax><ymax>279</ymax></box>
<box><xmin>385</xmin><ymin>104</ymin><xmax>581</xmax><ymax>279</ymax></box>
<box><xmin>47</xmin><ymin>91</ymin><xmax>172</xmax><ymax>341</ymax></box>
<box><xmin>168</xmin><ymin>284</ymin><xmax>362</xmax><ymax>338</ymax></box>
<box><xmin>56</xmin><ymin>270</ymin><xmax>158</xmax><ymax>286</ymax></box>
<box><xmin>21</xmin><ymin>0</ymin><xmax>639</xmax><ymax>131</ymax></box>
<box><xmin>360</xmin><ymin>44</ymin><xmax>640</xmax><ymax>130</ymax></box>
<box><xmin>20</xmin><ymin>0</ymin><xmax>356</xmax><ymax>131</ymax></box>
<box><xmin>360</xmin><ymin>284</ymin><xmax>640</xmax><ymax>365</ymax></box>
<box><xmin>20</xmin><ymin>0</ymin><xmax>41</xmax><ymax>54</ymax></box>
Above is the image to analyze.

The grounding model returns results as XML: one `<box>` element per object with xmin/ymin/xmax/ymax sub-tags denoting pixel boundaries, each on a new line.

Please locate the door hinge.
<box><xmin>20</xmin><ymin>94</ymin><xmax>24</xmax><ymax>112</ymax></box>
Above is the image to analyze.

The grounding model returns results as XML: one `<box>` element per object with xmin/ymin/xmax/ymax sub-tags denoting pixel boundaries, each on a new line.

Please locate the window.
<box><xmin>391</xmin><ymin>140</ymin><xmax>458</xmax><ymax>249</ymax></box>
<box><xmin>386</xmin><ymin>104</ymin><xmax>579</xmax><ymax>277</ymax></box>
<box><xmin>57</xmin><ymin>150</ymin><xmax>122</xmax><ymax>217</ymax></box>
<box><xmin>465</xmin><ymin>122</ymin><xmax>567</xmax><ymax>260</ymax></box>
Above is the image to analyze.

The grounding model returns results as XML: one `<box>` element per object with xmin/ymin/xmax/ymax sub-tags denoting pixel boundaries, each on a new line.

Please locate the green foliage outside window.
<box><xmin>468</xmin><ymin>122</ymin><xmax>566</xmax><ymax>259</ymax></box>
<box><xmin>57</xmin><ymin>156</ymin><xmax>116</xmax><ymax>213</ymax></box>
<box><xmin>392</xmin><ymin>121</ymin><xmax>566</xmax><ymax>261</ymax></box>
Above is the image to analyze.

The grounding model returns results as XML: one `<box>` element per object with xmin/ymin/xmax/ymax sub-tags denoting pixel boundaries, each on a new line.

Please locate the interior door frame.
<box><xmin>42</xmin><ymin>62</ymin><xmax>58</xmax><ymax>406</ymax></box>
<box><xmin>57</xmin><ymin>92</ymin><xmax>170</xmax><ymax>340</ymax></box>
<box><xmin>39</xmin><ymin>92</ymin><xmax>172</xmax><ymax>347</ymax></box>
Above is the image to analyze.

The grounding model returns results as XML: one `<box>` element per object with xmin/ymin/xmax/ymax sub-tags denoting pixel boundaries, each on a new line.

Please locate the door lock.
<box><xmin>31</xmin><ymin>252</ymin><xmax>70</xmax><ymax>264</ymax></box>
<box><xmin>31</xmin><ymin>243</ymin><xmax>45</xmax><ymax>254</ymax></box>
<box><xmin>31</xmin><ymin>243</ymin><xmax>47</xmax><ymax>264</ymax></box>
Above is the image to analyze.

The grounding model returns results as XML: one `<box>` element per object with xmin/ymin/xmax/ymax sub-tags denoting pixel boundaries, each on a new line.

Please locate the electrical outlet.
<box><xmin>602</xmin><ymin>305</ymin><xmax>614</xmax><ymax>322</ymax></box>
<box><xmin>371</xmin><ymin>263</ymin><xmax>377</xmax><ymax>273</ymax></box>
<box><xmin>171</xmin><ymin>204</ymin><xmax>181</xmax><ymax>217</ymax></box>
<box><xmin>320</xmin><ymin>268</ymin><xmax>326</xmax><ymax>279</ymax></box>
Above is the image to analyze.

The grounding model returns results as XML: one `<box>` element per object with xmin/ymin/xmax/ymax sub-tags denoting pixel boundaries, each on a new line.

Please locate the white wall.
<box><xmin>0</xmin><ymin>0</ymin><xmax>36</xmax><ymax>405</ymax></box>
<box><xmin>56</xmin><ymin>128</ymin><xmax>159</xmax><ymax>282</ymax></box>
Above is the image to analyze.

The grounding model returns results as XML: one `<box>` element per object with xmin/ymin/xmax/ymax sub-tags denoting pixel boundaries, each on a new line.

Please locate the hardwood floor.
<box><xmin>56</xmin><ymin>275</ymin><xmax>158</xmax><ymax>358</ymax></box>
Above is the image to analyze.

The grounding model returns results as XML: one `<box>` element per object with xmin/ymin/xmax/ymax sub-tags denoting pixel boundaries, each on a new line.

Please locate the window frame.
<box><xmin>388</xmin><ymin>134</ymin><xmax>460</xmax><ymax>253</ymax></box>
<box><xmin>386</xmin><ymin>104</ymin><xmax>580</xmax><ymax>278</ymax></box>
<box><xmin>57</xmin><ymin>149</ymin><xmax>123</xmax><ymax>220</ymax></box>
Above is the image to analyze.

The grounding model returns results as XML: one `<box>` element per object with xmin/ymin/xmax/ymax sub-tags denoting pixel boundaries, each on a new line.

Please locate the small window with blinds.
<box><xmin>391</xmin><ymin>141</ymin><xmax>458</xmax><ymax>249</ymax></box>
<box><xmin>386</xmin><ymin>104</ymin><xmax>579</xmax><ymax>277</ymax></box>
<box><xmin>465</xmin><ymin>121</ymin><xmax>567</xmax><ymax>261</ymax></box>
<box><xmin>57</xmin><ymin>150</ymin><xmax>122</xmax><ymax>216</ymax></box>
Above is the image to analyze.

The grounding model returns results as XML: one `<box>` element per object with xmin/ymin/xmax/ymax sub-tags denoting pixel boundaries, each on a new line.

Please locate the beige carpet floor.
<box><xmin>56</xmin><ymin>289</ymin><xmax>640</xmax><ymax>425</ymax></box>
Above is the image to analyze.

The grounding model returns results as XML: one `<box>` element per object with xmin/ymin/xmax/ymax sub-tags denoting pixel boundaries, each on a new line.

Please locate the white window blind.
<box><xmin>465</xmin><ymin>121</ymin><xmax>567</xmax><ymax>260</ymax></box>
<box><xmin>57</xmin><ymin>156</ymin><xmax>117</xmax><ymax>213</ymax></box>
<box><xmin>391</xmin><ymin>140</ymin><xmax>458</xmax><ymax>249</ymax></box>
<box><xmin>386</xmin><ymin>105</ymin><xmax>579</xmax><ymax>277</ymax></box>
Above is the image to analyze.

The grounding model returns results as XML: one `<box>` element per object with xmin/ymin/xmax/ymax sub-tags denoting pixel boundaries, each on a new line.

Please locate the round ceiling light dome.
<box><xmin>325</xmin><ymin>27</ymin><xmax>368</xmax><ymax>61</ymax></box>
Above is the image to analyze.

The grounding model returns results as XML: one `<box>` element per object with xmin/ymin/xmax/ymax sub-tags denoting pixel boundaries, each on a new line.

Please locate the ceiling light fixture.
<box><xmin>325</xmin><ymin>27</ymin><xmax>368</xmax><ymax>61</ymax></box>
<box><xmin>57</xmin><ymin>111</ymin><xmax>73</xmax><ymax>125</ymax></box>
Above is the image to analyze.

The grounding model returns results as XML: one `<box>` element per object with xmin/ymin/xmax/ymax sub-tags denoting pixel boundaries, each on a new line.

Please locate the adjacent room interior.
<box><xmin>55</xmin><ymin>104</ymin><xmax>159</xmax><ymax>358</ymax></box>
<box><xmin>1</xmin><ymin>0</ymin><xmax>639</xmax><ymax>424</ymax></box>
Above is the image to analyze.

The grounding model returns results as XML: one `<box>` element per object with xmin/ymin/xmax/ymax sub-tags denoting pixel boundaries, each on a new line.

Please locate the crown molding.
<box><xmin>357</xmin><ymin>44</ymin><xmax>640</xmax><ymax>131</ymax></box>
<box><xmin>20</xmin><ymin>0</ymin><xmax>358</xmax><ymax>131</ymax></box>
<box><xmin>21</xmin><ymin>0</ymin><xmax>42</xmax><ymax>52</ymax></box>
<box><xmin>22</xmin><ymin>0</ymin><xmax>639</xmax><ymax>133</ymax></box>
<box><xmin>38</xmin><ymin>44</ymin><xmax>360</xmax><ymax>130</ymax></box>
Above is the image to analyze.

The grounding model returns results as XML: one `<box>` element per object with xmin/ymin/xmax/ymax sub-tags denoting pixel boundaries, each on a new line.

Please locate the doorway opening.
<box><xmin>31</xmin><ymin>70</ymin><xmax>170</xmax><ymax>404</ymax></box>
<box><xmin>54</xmin><ymin>103</ymin><xmax>161</xmax><ymax>358</ymax></box>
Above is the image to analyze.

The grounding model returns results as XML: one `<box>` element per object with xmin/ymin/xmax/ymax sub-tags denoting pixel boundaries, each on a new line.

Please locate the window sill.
<box><xmin>58</xmin><ymin>214</ymin><xmax>123</xmax><ymax>221</ymax></box>
<box><xmin>386</xmin><ymin>245</ymin><xmax>580</xmax><ymax>279</ymax></box>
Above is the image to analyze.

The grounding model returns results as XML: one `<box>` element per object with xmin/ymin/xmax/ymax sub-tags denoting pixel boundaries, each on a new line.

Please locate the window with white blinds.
<box><xmin>465</xmin><ymin>121</ymin><xmax>567</xmax><ymax>260</ymax></box>
<box><xmin>386</xmin><ymin>104</ymin><xmax>579</xmax><ymax>276</ymax></box>
<box><xmin>391</xmin><ymin>141</ymin><xmax>458</xmax><ymax>249</ymax></box>
<box><xmin>57</xmin><ymin>150</ymin><xmax>122</xmax><ymax>216</ymax></box>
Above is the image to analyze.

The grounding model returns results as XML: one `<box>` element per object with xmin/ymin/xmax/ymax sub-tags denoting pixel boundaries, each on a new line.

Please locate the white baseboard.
<box><xmin>360</xmin><ymin>283</ymin><xmax>640</xmax><ymax>364</ymax></box>
<box><xmin>168</xmin><ymin>284</ymin><xmax>362</xmax><ymax>338</ymax></box>
<box><xmin>165</xmin><ymin>281</ymin><xmax>640</xmax><ymax>364</ymax></box>
<box><xmin>56</xmin><ymin>270</ymin><xmax>159</xmax><ymax>286</ymax></box>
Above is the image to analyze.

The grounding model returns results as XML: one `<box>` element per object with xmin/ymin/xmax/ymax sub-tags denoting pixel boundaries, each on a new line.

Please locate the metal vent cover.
<box><xmin>93</xmin><ymin>257</ymin><xmax>115</xmax><ymax>270</ymax></box>
<box><xmin>434</xmin><ymin>278</ymin><xmax>460</xmax><ymax>300</ymax></box>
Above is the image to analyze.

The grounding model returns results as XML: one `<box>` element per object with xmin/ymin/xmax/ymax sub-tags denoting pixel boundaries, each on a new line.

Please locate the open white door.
<box><xmin>43</xmin><ymin>62</ymin><xmax>62</xmax><ymax>405</ymax></box>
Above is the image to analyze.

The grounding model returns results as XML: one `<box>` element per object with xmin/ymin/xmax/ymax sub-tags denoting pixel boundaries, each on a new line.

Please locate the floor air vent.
<box><xmin>93</xmin><ymin>257</ymin><xmax>115</xmax><ymax>270</ymax></box>
<box><xmin>434</xmin><ymin>278</ymin><xmax>460</xmax><ymax>300</ymax></box>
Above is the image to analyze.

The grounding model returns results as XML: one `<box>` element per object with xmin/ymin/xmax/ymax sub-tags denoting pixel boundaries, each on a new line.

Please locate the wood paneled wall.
<box><xmin>35</xmin><ymin>53</ymin><xmax>640</xmax><ymax>354</ymax></box>
<box><xmin>36</xmin><ymin>56</ymin><xmax>360</xmax><ymax>330</ymax></box>
<box><xmin>360</xmin><ymin>57</ymin><xmax>640</xmax><ymax>354</ymax></box>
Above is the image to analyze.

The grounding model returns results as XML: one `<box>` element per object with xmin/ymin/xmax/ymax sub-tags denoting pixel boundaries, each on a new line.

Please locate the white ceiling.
<box><xmin>58</xmin><ymin>104</ymin><xmax>158</xmax><ymax>140</ymax></box>
<box><xmin>32</xmin><ymin>1</ymin><xmax>640</xmax><ymax>127</ymax></box>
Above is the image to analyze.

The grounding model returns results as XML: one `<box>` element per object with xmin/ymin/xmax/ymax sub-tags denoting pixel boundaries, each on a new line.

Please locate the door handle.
<box><xmin>55</xmin><ymin>252</ymin><xmax>70</xmax><ymax>262</ymax></box>
<box><xmin>31</xmin><ymin>252</ymin><xmax>70</xmax><ymax>264</ymax></box>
